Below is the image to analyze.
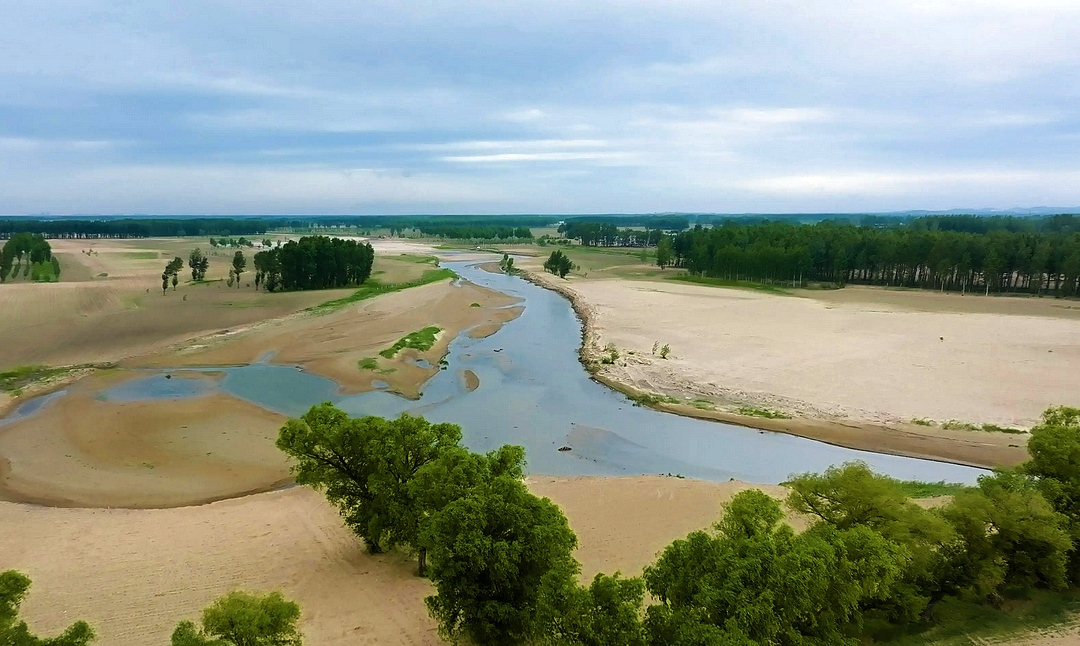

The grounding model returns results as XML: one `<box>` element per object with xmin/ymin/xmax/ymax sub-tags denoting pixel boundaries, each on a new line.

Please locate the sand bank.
<box><xmin>518</xmin><ymin>268</ymin><xmax>1079</xmax><ymax>468</ymax></box>
<box><xmin>3</xmin><ymin>476</ymin><xmax>763</xmax><ymax>646</ymax></box>
<box><xmin>137</xmin><ymin>280</ymin><xmax>522</xmax><ymax>399</ymax></box>
<box><xmin>0</xmin><ymin>374</ymin><xmax>289</xmax><ymax>508</ymax></box>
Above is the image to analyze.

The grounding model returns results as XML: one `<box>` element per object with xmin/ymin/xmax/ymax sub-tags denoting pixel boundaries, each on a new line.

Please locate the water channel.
<box><xmin>2</xmin><ymin>260</ymin><xmax>986</xmax><ymax>484</ymax></box>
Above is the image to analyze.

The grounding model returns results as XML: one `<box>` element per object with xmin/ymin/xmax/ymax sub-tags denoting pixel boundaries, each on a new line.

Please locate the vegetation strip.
<box><xmin>307</xmin><ymin>267</ymin><xmax>456</xmax><ymax>313</ymax></box>
<box><xmin>379</xmin><ymin>326</ymin><xmax>442</xmax><ymax>359</ymax></box>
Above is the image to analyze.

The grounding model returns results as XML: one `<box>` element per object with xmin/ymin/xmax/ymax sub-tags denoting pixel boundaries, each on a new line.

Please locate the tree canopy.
<box><xmin>253</xmin><ymin>236</ymin><xmax>373</xmax><ymax>292</ymax></box>
<box><xmin>171</xmin><ymin>590</ymin><xmax>302</xmax><ymax>646</ymax></box>
<box><xmin>1</xmin><ymin>570</ymin><xmax>95</xmax><ymax>646</ymax></box>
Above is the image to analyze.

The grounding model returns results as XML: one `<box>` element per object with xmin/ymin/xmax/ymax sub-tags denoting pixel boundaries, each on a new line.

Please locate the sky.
<box><xmin>2</xmin><ymin>1</ymin><xmax>1080</xmax><ymax>215</ymax></box>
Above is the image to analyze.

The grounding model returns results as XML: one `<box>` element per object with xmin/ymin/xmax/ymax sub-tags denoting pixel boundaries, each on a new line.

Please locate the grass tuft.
<box><xmin>309</xmin><ymin>268</ymin><xmax>456</xmax><ymax>313</ymax></box>
<box><xmin>736</xmin><ymin>406</ymin><xmax>792</xmax><ymax>419</ymax></box>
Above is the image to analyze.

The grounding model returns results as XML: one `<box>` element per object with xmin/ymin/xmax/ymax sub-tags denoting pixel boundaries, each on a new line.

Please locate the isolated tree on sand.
<box><xmin>188</xmin><ymin>248</ymin><xmax>209</xmax><ymax>281</ymax></box>
<box><xmin>276</xmin><ymin>404</ymin><xmax>462</xmax><ymax>563</ymax></box>
<box><xmin>544</xmin><ymin>250</ymin><xmax>573</xmax><ymax>278</ymax></box>
<box><xmin>1</xmin><ymin>570</ymin><xmax>96</xmax><ymax>645</ymax></box>
<box><xmin>171</xmin><ymin>590</ymin><xmax>302</xmax><ymax>646</ymax></box>
<box><xmin>231</xmin><ymin>250</ymin><xmax>246</xmax><ymax>288</ymax></box>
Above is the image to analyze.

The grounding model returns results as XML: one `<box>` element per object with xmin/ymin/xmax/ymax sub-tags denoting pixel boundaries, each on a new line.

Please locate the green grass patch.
<box><xmin>690</xmin><ymin>398</ymin><xmax>716</xmax><ymax>411</ymax></box>
<box><xmin>981</xmin><ymin>423</ymin><xmax>1026</xmax><ymax>434</ymax></box>
<box><xmin>119</xmin><ymin>251</ymin><xmax>160</xmax><ymax>260</ymax></box>
<box><xmin>911</xmin><ymin>418</ymin><xmax>934</xmax><ymax>426</ymax></box>
<box><xmin>873</xmin><ymin>589</ymin><xmax>1080</xmax><ymax>645</ymax></box>
<box><xmin>308</xmin><ymin>268</ymin><xmax>456</xmax><ymax>313</ymax></box>
<box><xmin>0</xmin><ymin>365</ymin><xmax>72</xmax><ymax>393</ymax></box>
<box><xmin>941</xmin><ymin>420</ymin><xmax>980</xmax><ymax>431</ymax></box>
<box><xmin>736</xmin><ymin>406</ymin><xmax>792</xmax><ymax>419</ymax></box>
<box><xmin>379</xmin><ymin>326</ymin><xmax>442</xmax><ymax>359</ymax></box>
<box><xmin>892</xmin><ymin>480</ymin><xmax>970</xmax><ymax>499</ymax></box>
<box><xmin>668</xmin><ymin>274</ymin><xmax>793</xmax><ymax>295</ymax></box>
<box><xmin>629</xmin><ymin>392</ymin><xmax>680</xmax><ymax>406</ymax></box>
<box><xmin>470</xmin><ymin>302</ymin><xmax>481</xmax><ymax>307</ymax></box>
<box><xmin>396</xmin><ymin>253</ymin><xmax>439</xmax><ymax>264</ymax></box>
<box><xmin>357</xmin><ymin>357</ymin><xmax>396</xmax><ymax>374</ymax></box>
<box><xmin>215</xmin><ymin>300</ymin><xmax>271</xmax><ymax>308</ymax></box>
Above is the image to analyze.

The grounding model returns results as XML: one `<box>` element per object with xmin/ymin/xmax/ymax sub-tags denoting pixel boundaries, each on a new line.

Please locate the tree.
<box><xmin>656</xmin><ymin>236</ymin><xmax>673</xmax><ymax>269</ymax></box>
<box><xmin>786</xmin><ymin>463</ymin><xmax>956</xmax><ymax>623</ymax></box>
<box><xmin>171</xmin><ymin>591</ymin><xmax>302</xmax><ymax>646</ymax></box>
<box><xmin>411</xmin><ymin>444</ymin><xmax>526</xmax><ymax>575</ymax></box>
<box><xmin>232</xmin><ymin>250</ymin><xmax>246</xmax><ymax>288</ymax></box>
<box><xmin>536</xmin><ymin>572</ymin><xmax>647</xmax><ymax>646</ymax></box>
<box><xmin>0</xmin><ymin>570</ymin><xmax>96</xmax><ymax>645</ymax></box>
<box><xmin>189</xmin><ymin>248</ymin><xmax>209</xmax><ymax>281</ymax></box>
<box><xmin>1023</xmin><ymin>407</ymin><xmax>1080</xmax><ymax>580</ymax></box>
<box><xmin>644</xmin><ymin>489</ymin><xmax>905</xmax><ymax>645</ymax></box>
<box><xmin>276</xmin><ymin>404</ymin><xmax>463</xmax><ymax>562</ymax></box>
<box><xmin>544</xmin><ymin>250</ymin><xmax>573</xmax><ymax>278</ymax></box>
<box><xmin>941</xmin><ymin>470</ymin><xmax>1072</xmax><ymax>599</ymax></box>
<box><xmin>423</xmin><ymin>475</ymin><xmax>579</xmax><ymax>645</ymax></box>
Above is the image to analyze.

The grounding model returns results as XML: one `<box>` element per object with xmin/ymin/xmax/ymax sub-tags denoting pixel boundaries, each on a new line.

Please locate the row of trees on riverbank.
<box><xmin>668</xmin><ymin>220</ymin><xmax>1080</xmax><ymax>295</ymax></box>
<box><xmin>277</xmin><ymin>403</ymin><xmax>1080</xmax><ymax>645</ymax></box>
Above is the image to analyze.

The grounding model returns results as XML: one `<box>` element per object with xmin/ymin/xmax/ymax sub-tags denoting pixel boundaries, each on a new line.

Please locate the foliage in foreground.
<box><xmin>274</xmin><ymin>403</ymin><xmax>1080</xmax><ymax>645</ymax></box>
<box><xmin>0</xmin><ymin>570</ymin><xmax>95</xmax><ymax>645</ymax></box>
<box><xmin>171</xmin><ymin>591</ymin><xmax>302</xmax><ymax>646</ymax></box>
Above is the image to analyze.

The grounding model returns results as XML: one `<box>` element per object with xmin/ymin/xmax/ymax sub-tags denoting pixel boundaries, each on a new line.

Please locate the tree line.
<box><xmin>0</xmin><ymin>218</ymin><xmax>274</xmax><ymax>239</ymax></box>
<box><xmin>252</xmin><ymin>236</ymin><xmax>374</xmax><ymax>292</ymax></box>
<box><xmin>411</xmin><ymin>224</ymin><xmax>533</xmax><ymax>241</ymax></box>
<box><xmin>557</xmin><ymin>222</ymin><xmax>665</xmax><ymax>247</ymax></box>
<box><xmin>1</xmin><ymin>233</ymin><xmax>59</xmax><ymax>282</ymax></box>
<box><xmin>669</xmin><ymin>218</ymin><xmax>1080</xmax><ymax>296</ymax></box>
<box><xmin>5</xmin><ymin>405</ymin><xmax>1080</xmax><ymax>644</ymax></box>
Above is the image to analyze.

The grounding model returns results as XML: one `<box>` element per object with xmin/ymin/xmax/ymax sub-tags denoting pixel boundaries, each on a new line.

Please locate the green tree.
<box><xmin>536</xmin><ymin>572</ymin><xmax>647</xmax><ymax>646</ymax></box>
<box><xmin>1023</xmin><ymin>406</ymin><xmax>1080</xmax><ymax>580</ymax></box>
<box><xmin>786</xmin><ymin>463</ymin><xmax>956</xmax><ymax>624</ymax></box>
<box><xmin>656</xmin><ymin>236</ymin><xmax>674</xmax><ymax>269</ymax></box>
<box><xmin>423</xmin><ymin>475</ymin><xmax>578</xmax><ymax>645</ymax></box>
<box><xmin>189</xmin><ymin>248</ymin><xmax>209</xmax><ymax>281</ymax></box>
<box><xmin>544</xmin><ymin>250</ymin><xmax>573</xmax><ymax>278</ymax></box>
<box><xmin>0</xmin><ymin>570</ymin><xmax>95</xmax><ymax>645</ymax></box>
<box><xmin>232</xmin><ymin>250</ymin><xmax>246</xmax><ymax>288</ymax></box>
<box><xmin>644</xmin><ymin>489</ymin><xmax>904</xmax><ymax>645</ymax></box>
<box><xmin>171</xmin><ymin>591</ymin><xmax>301</xmax><ymax>646</ymax></box>
<box><xmin>276</xmin><ymin>404</ymin><xmax>464</xmax><ymax>565</ymax></box>
<box><xmin>941</xmin><ymin>470</ymin><xmax>1072</xmax><ymax>599</ymax></box>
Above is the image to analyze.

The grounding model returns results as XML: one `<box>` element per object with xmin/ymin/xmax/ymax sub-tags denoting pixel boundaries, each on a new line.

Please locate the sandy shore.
<box><xmin>136</xmin><ymin>279</ymin><xmax>522</xmax><ymax>399</ymax></box>
<box><xmin>0</xmin><ymin>375</ymin><xmax>290</xmax><ymax>508</ymax></box>
<box><xmin>516</xmin><ymin>266</ymin><xmax>1080</xmax><ymax>468</ymax></box>
<box><xmin>3</xmin><ymin>476</ymin><xmax>771</xmax><ymax>646</ymax></box>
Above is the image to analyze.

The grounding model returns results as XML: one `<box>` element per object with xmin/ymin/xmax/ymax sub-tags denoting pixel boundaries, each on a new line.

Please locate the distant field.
<box><xmin>0</xmin><ymin>238</ymin><xmax>438</xmax><ymax>370</ymax></box>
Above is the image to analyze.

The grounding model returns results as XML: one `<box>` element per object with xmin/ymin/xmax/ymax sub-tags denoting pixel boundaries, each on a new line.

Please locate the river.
<box><xmin>1</xmin><ymin>260</ymin><xmax>986</xmax><ymax>484</ymax></box>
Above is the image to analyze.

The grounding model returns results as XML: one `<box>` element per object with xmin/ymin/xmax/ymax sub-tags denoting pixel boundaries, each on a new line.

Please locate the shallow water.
<box><xmin>2</xmin><ymin>260</ymin><xmax>987</xmax><ymax>484</ymax></box>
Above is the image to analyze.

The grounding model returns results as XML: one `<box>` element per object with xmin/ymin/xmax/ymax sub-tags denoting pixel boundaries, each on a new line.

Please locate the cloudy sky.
<box><xmin>3</xmin><ymin>1</ymin><xmax>1080</xmax><ymax>215</ymax></box>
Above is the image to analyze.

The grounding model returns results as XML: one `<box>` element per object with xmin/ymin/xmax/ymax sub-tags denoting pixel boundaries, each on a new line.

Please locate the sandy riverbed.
<box><xmin>3</xmin><ymin>476</ymin><xmax>775</xmax><ymax>646</ymax></box>
<box><xmin>516</xmin><ymin>264</ymin><xmax>1080</xmax><ymax>468</ymax></box>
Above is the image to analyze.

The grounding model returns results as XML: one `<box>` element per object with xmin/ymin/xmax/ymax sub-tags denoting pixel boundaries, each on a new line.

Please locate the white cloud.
<box><xmin>442</xmin><ymin>152</ymin><xmax>632</xmax><ymax>163</ymax></box>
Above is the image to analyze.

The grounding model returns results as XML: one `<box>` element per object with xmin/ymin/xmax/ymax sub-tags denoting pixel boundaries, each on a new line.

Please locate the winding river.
<box><xmin>2</xmin><ymin>260</ymin><xmax>986</xmax><ymax>485</ymax></box>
